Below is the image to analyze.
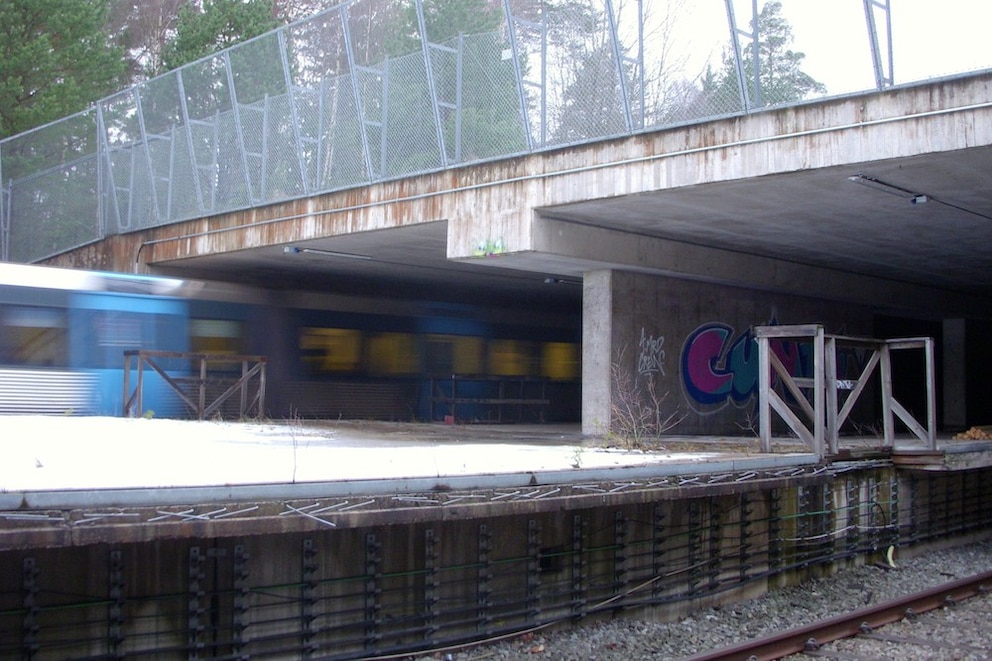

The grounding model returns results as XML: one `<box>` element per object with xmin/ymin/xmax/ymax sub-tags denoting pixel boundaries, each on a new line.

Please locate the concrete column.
<box><xmin>942</xmin><ymin>318</ymin><xmax>967</xmax><ymax>430</ymax></box>
<box><xmin>582</xmin><ymin>270</ymin><xmax>613</xmax><ymax>436</ymax></box>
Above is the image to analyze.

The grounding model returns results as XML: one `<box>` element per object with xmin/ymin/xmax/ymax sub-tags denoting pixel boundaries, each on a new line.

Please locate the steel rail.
<box><xmin>684</xmin><ymin>569</ymin><xmax>992</xmax><ymax>661</ymax></box>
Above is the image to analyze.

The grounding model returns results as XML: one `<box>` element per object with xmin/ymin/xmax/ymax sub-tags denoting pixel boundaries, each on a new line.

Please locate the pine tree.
<box><xmin>715</xmin><ymin>0</ymin><xmax>826</xmax><ymax>109</ymax></box>
<box><xmin>0</xmin><ymin>0</ymin><xmax>126</xmax><ymax>138</ymax></box>
<box><xmin>159</xmin><ymin>0</ymin><xmax>280</xmax><ymax>73</ymax></box>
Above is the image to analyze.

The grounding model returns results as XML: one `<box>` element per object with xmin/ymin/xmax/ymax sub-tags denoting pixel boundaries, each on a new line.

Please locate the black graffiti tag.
<box><xmin>638</xmin><ymin>328</ymin><xmax>666</xmax><ymax>376</ymax></box>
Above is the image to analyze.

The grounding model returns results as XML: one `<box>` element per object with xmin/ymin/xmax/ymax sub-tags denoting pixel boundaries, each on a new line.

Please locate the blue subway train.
<box><xmin>0</xmin><ymin>263</ymin><xmax>581</xmax><ymax>422</ymax></box>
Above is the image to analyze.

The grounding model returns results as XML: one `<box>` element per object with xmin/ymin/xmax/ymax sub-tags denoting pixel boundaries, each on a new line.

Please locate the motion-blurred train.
<box><xmin>0</xmin><ymin>263</ymin><xmax>581</xmax><ymax>422</ymax></box>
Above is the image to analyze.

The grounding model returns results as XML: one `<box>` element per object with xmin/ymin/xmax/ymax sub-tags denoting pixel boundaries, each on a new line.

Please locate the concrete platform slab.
<box><xmin>1</xmin><ymin>416</ymin><xmax>817</xmax><ymax>507</ymax></box>
<box><xmin>3</xmin><ymin>416</ymin><xmax>988</xmax><ymax>512</ymax></box>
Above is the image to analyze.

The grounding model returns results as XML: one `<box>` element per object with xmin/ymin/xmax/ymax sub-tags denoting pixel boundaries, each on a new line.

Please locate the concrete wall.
<box><xmin>583</xmin><ymin>270</ymin><xmax>875</xmax><ymax>437</ymax></box>
<box><xmin>5</xmin><ymin>465</ymin><xmax>988</xmax><ymax>659</ymax></box>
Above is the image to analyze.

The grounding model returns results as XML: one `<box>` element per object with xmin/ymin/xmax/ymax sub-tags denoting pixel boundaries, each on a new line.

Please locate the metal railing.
<box><xmin>754</xmin><ymin>324</ymin><xmax>936</xmax><ymax>457</ymax></box>
<box><xmin>6</xmin><ymin>0</ymin><xmax>990</xmax><ymax>263</ymax></box>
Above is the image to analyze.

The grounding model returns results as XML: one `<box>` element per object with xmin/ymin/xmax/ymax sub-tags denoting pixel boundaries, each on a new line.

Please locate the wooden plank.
<box><xmin>758</xmin><ymin>337</ymin><xmax>772</xmax><ymax>452</ymax></box>
<box><xmin>835</xmin><ymin>349</ymin><xmax>881</xmax><ymax>432</ymax></box>
<box><xmin>753</xmin><ymin>324</ymin><xmax>822</xmax><ymax>339</ymax></box>
<box><xmin>891</xmin><ymin>397</ymin><xmax>930</xmax><ymax>445</ymax></box>
<box><xmin>769</xmin><ymin>350</ymin><xmax>815</xmax><ymax>422</ymax></box>
<box><xmin>769</xmin><ymin>390</ymin><xmax>815</xmax><ymax>449</ymax></box>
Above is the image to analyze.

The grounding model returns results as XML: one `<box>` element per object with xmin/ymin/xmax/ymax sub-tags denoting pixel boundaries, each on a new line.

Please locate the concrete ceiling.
<box><xmin>537</xmin><ymin>147</ymin><xmax>992</xmax><ymax>296</ymax></box>
<box><xmin>155</xmin><ymin>144</ymin><xmax>992</xmax><ymax>314</ymax></box>
<box><xmin>156</xmin><ymin>221</ymin><xmax>586</xmax><ymax>311</ymax></box>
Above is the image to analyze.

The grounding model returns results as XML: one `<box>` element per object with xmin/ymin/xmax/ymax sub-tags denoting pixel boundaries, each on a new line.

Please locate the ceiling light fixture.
<box><xmin>847</xmin><ymin>173</ymin><xmax>924</xmax><ymax>203</ymax></box>
<box><xmin>848</xmin><ymin>174</ymin><xmax>992</xmax><ymax>222</ymax></box>
<box><xmin>283</xmin><ymin>246</ymin><xmax>371</xmax><ymax>260</ymax></box>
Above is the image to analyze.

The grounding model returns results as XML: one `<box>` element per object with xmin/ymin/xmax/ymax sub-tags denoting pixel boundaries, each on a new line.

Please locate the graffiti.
<box><xmin>473</xmin><ymin>238</ymin><xmax>506</xmax><ymax>256</ymax></box>
<box><xmin>680</xmin><ymin>322</ymin><xmax>809</xmax><ymax>411</ymax></box>
<box><xmin>679</xmin><ymin>320</ymin><xmax>876</xmax><ymax>414</ymax></box>
<box><xmin>637</xmin><ymin>328</ymin><xmax>666</xmax><ymax>376</ymax></box>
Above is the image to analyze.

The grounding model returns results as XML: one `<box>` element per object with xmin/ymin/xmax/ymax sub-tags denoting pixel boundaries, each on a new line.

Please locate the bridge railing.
<box><xmin>754</xmin><ymin>324</ymin><xmax>936</xmax><ymax>458</ymax></box>
<box><xmin>3</xmin><ymin>0</ymin><xmax>991</xmax><ymax>263</ymax></box>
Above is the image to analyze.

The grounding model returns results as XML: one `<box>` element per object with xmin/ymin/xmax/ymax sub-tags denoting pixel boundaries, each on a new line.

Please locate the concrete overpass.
<box><xmin>56</xmin><ymin>72</ymin><xmax>992</xmax><ymax>315</ymax></box>
<box><xmin>44</xmin><ymin>72</ymin><xmax>992</xmax><ymax>436</ymax></box>
<box><xmin>4</xmin><ymin>1</ymin><xmax>991</xmax><ymax>436</ymax></box>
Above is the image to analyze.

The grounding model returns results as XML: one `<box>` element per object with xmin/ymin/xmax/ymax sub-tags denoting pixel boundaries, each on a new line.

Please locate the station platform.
<box><xmin>1</xmin><ymin>415</ymin><xmax>824</xmax><ymax>510</ymax></box>
<box><xmin>1</xmin><ymin>416</ymin><xmax>988</xmax><ymax>512</ymax></box>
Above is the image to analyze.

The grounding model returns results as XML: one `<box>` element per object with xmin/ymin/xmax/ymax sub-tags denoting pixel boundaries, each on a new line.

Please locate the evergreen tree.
<box><xmin>656</xmin><ymin>0</ymin><xmax>826</xmax><ymax>125</ymax></box>
<box><xmin>0</xmin><ymin>0</ymin><xmax>126</xmax><ymax>138</ymax></box>
<box><xmin>395</xmin><ymin>0</ymin><xmax>504</xmax><ymax>50</ymax></box>
<box><xmin>712</xmin><ymin>0</ymin><xmax>825</xmax><ymax>110</ymax></box>
<box><xmin>546</xmin><ymin>0</ymin><xmax>644</xmax><ymax>144</ymax></box>
<box><xmin>372</xmin><ymin>0</ymin><xmax>525</xmax><ymax>172</ymax></box>
<box><xmin>107</xmin><ymin>0</ymin><xmax>186</xmax><ymax>82</ymax></box>
<box><xmin>159</xmin><ymin>0</ymin><xmax>280</xmax><ymax>73</ymax></box>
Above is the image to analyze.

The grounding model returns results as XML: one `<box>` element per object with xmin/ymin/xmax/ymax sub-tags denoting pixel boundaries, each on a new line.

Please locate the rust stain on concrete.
<box><xmin>39</xmin><ymin>74</ymin><xmax>992</xmax><ymax>275</ymax></box>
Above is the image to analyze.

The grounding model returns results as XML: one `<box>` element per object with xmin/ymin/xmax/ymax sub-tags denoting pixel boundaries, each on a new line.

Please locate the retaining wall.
<box><xmin>2</xmin><ymin>464</ymin><xmax>990</xmax><ymax>659</ymax></box>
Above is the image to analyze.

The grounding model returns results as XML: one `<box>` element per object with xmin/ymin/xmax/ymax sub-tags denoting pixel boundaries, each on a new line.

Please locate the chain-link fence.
<box><xmin>2</xmin><ymin>0</ymin><xmax>990</xmax><ymax>263</ymax></box>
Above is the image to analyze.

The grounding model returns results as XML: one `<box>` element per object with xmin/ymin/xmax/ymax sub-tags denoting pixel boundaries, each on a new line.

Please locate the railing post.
<box><xmin>136</xmin><ymin>354</ymin><xmax>144</xmax><ymax>418</ymax></box>
<box><xmin>123</xmin><ymin>352</ymin><xmax>132</xmax><ymax>417</ymax></box>
<box><xmin>879</xmin><ymin>344</ymin><xmax>895</xmax><ymax>445</ymax></box>
<box><xmin>757</xmin><ymin>333</ymin><xmax>771</xmax><ymax>452</ymax></box>
<box><xmin>240</xmin><ymin>360</ymin><xmax>248</xmax><ymax>418</ymax></box>
<box><xmin>198</xmin><ymin>356</ymin><xmax>207</xmax><ymax>420</ymax></box>
<box><xmin>813</xmin><ymin>325</ymin><xmax>825</xmax><ymax>458</ymax></box>
<box><xmin>258</xmin><ymin>360</ymin><xmax>266</xmax><ymax>418</ymax></box>
<box><xmin>924</xmin><ymin>337</ymin><xmax>937</xmax><ymax>450</ymax></box>
<box><xmin>824</xmin><ymin>335</ymin><xmax>839</xmax><ymax>455</ymax></box>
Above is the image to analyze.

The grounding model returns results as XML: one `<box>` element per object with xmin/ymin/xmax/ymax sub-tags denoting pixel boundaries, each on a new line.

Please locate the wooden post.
<box><xmin>924</xmin><ymin>337</ymin><xmax>937</xmax><ymax>450</ymax></box>
<box><xmin>824</xmin><ymin>336</ymin><xmax>838</xmax><ymax>455</ymax></box>
<box><xmin>123</xmin><ymin>353</ymin><xmax>132</xmax><ymax>417</ymax></box>
<box><xmin>879</xmin><ymin>345</ymin><xmax>895</xmax><ymax>445</ymax></box>
<box><xmin>812</xmin><ymin>325</ymin><xmax>825</xmax><ymax>458</ymax></box>
<box><xmin>198</xmin><ymin>356</ymin><xmax>207</xmax><ymax>420</ymax></box>
<box><xmin>757</xmin><ymin>334</ymin><xmax>771</xmax><ymax>453</ymax></box>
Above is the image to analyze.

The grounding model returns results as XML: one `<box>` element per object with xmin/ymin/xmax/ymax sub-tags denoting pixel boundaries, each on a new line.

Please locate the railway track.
<box><xmin>686</xmin><ymin>569</ymin><xmax>992</xmax><ymax>661</ymax></box>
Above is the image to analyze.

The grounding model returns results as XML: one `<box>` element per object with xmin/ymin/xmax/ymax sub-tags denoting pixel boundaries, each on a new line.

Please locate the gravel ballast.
<box><xmin>412</xmin><ymin>537</ymin><xmax>992</xmax><ymax>660</ymax></box>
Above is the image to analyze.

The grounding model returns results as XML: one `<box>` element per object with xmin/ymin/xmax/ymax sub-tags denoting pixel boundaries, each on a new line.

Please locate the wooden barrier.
<box><xmin>123</xmin><ymin>350</ymin><xmax>266</xmax><ymax>420</ymax></box>
<box><xmin>754</xmin><ymin>324</ymin><xmax>935</xmax><ymax>457</ymax></box>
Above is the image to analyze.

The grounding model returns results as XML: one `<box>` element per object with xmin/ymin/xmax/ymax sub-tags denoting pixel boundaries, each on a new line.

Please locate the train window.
<box><xmin>190</xmin><ymin>319</ymin><xmax>244</xmax><ymax>354</ymax></box>
<box><xmin>78</xmin><ymin>310</ymin><xmax>186</xmax><ymax>369</ymax></box>
<box><xmin>454</xmin><ymin>336</ymin><xmax>484</xmax><ymax>375</ymax></box>
<box><xmin>425</xmin><ymin>334</ymin><xmax>484</xmax><ymax>375</ymax></box>
<box><xmin>367</xmin><ymin>332</ymin><xmax>420</xmax><ymax>375</ymax></box>
<box><xmin>541</xmin><ymin>341</ymin><xmax>580</xmax><ymax>380</ymax></box>
<box><xmin>488</xmin><ymin>339</ymin><xmax>537</xmax><ymax>377</ymax></box>
<box><xmin>300</xmin><ymin>327</ymin><xmax>362</xmax><ymax>374</ymax></box>
<box><xmin>0</xmin><ymin>307</ymin><xmax>68</xmax><ymax>367</ymax></box>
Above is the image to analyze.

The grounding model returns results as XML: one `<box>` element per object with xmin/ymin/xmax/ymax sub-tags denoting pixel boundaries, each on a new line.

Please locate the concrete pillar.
<box><xmin>942</xmin><ymin>318</ymin><xmax>967</xmax><ymax>430</ymax></box>
<box><xmin>582</xmin><ymin>270</ymin><xmax>613</xmax><ymax>435</ymax></box>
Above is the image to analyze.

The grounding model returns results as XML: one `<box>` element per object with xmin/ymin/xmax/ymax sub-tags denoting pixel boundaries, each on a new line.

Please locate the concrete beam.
<box><xmin>528</xmin><ymin>217</ymin><xmax>983</xmax><ymax>317</ymax></box>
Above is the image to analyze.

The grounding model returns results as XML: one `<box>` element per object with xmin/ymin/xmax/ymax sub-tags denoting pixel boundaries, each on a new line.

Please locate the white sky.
<box><xmin>663</xmin><ymin>0</ymin><xmax>992</xmax><ymax>96</ymax></box>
